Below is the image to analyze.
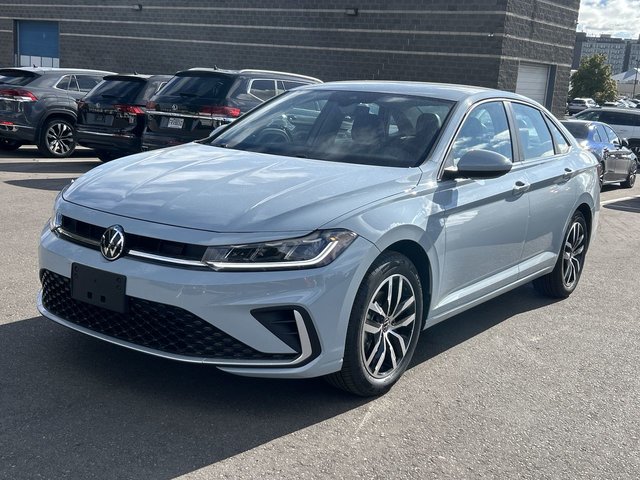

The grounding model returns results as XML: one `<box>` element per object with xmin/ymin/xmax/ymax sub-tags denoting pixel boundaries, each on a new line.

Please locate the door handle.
<box><xmin>512</xmin><ymin>180</ymin><xmax>530</xmax><ymax>195</ymax></box>
<box><xmin>562</xmin><ymin>168</ymin><xmax>573</xmax><ymax>181</ymax></box>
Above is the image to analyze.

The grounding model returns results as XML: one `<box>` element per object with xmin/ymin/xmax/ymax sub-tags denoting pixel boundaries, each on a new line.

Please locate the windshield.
<box><xmin>208</xmin><ymin>89</ymin><xmax>455</xmax><ymax>167</ymax></box>
<box><xmin>84</xmin><ymin>79</ymin><xmax>145</xmax><ymax>104</ymax></box>
<box><xmin>156</xmin><ymin>73</ymin><xmax>233</xmax><ymax>101</ymax></box>
<box><xmin>561</xmin><ymin>122</ymin><xmax>589</xmax><ymax>140</ymax></box>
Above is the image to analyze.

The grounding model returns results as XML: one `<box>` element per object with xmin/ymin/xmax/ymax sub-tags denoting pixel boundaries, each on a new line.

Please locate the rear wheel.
<box><xmin>533</xmin><ymin>211</ymin><xmax>588</xmax><ymax>298</ymax></box>
<box><xmin>326</xmin><ymin>252</ymin><xmax>423</xmax><ymax>396</ymax></box>
<box><xmin>0</xmin><ymin>138</ymin><xmax>22</xmax><ymax>151</ymax></box>
<box><xmin>621</xmin><ymin>161</ymin><xmax>637</xmax><ymax>189</ymax></box>
<box><xmin>38</xmin><ymin>118</ymin><xmax>76</xmax><ymax>158</ymax></box>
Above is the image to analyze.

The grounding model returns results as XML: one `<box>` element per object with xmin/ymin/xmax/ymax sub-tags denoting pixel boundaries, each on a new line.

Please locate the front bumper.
<box><xmin>38</xmin><ymin>214</ymin><xmax>377</xmax><ymax>378</ymax></box>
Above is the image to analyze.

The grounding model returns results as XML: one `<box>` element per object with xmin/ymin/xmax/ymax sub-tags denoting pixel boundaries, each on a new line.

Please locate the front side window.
<box><xmin>445</xmin><ymin>101</ymin><xmax>512</xmax><ymax>168</ymax></box>
<box><xmin>512</xmin><ymin>103</ymin><xmax>554</xmax><ymax>160</ymax></box>
<box><xmin>208</xmin><ymin>89</ymin><xmax>455</xmax><ymax>167</ymax></box>
<box><xmin>599</xmin><ymin>111</ymin><xmax>637</xmax><ymax>126</ymax></box>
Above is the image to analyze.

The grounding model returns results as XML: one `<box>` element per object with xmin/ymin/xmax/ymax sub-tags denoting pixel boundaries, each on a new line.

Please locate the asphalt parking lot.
<box><xmin>1</xmin><ymin>147</ymin><xmax>639</xmax><ymax>480</ymax></box>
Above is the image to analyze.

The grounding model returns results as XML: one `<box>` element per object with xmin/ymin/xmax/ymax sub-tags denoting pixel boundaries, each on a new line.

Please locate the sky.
<box><xmin>577</xmin><ymin>0</ymin><xmax>640</xmax><ymax>38</ymax></box>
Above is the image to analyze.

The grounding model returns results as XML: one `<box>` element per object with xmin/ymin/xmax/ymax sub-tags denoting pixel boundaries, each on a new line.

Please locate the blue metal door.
<box><xmin>16</xmin><ymin>20</ymin><xmax>59</xmax><ymax>67</ymax></box>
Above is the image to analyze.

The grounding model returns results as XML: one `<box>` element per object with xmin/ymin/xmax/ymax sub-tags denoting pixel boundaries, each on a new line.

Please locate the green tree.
<box><xmin>569</xmin><ymin>54</ymin><xmax>618</xmax><ymax>104</ymax></box>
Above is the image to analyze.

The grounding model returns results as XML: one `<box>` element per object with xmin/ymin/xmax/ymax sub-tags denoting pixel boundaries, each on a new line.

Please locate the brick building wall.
<box><xmin>0</xmin><ymin>0</ymin><xmax>578</xmax><ymax>116</ymax></box>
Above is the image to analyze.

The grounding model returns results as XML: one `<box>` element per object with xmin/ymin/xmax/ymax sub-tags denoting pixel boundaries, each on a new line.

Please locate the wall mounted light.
<box><xmin>345</xmin><ymin>8</ymin><xmax>358</xmax><ymax>16</ymax></box>
<box><xmin>132</xmin><ymin>4</ymin><xmax>143</xmax><ymax>11</ymax></box>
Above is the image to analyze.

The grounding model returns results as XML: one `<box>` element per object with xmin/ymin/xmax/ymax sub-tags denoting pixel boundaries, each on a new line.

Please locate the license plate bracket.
<box><xmin>71</xmin><ymin>263</ymin><xmax>127</xmax><ymax>313</ymax></box>
<box><xmin>167</xmin><ymin>117</ymin><xmax>184</xmax><ymax>129</ymax></box>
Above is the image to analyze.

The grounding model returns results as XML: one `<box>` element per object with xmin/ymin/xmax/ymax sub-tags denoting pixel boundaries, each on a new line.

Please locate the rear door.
<box><xmin>511</xmin><ymin>102</ymin><xmax>578</xmax><ymax>277</ymax></box>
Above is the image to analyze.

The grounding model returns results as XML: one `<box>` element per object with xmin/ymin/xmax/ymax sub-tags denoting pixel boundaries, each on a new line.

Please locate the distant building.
<box><xmin>0</xmin><ymin>0</ymin><xmax>580</xmax><ymax>116</ymax></box>
<box><xmin>574</xmin><ymin>32</ymin><xmax>640</xmax><ymax>74</ymax></box>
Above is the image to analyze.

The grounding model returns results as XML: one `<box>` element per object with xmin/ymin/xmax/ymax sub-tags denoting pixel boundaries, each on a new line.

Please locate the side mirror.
<box><xmin>442</xmin><ymin>150</ymin><xmax>512</xmax><ymax>180</ymax></box>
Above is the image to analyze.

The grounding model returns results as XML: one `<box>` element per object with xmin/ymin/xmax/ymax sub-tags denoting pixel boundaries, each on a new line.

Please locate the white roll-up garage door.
<box><xmin>515</xmin><ymin>63</ymin><xmax>550</xmax><ymax>105</ymax></box>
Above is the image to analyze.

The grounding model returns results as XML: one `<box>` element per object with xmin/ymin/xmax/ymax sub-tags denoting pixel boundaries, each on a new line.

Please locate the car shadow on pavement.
<box><xmin>0</xmin><ymin>147</ymin><xmax>97</xmax><ymax>160</ymax></box>
<box><xmin>603</xmin><ymin>196</ymin><xmax>640</xmax><ymax>214</ymax></box>
<box><xmin>412</xmin><ymin>283</ymin><xmax>560</xmax><ymax>366</ymax></box>
<box><xmin>0</xmin><ymin>160</ymin><xmax>99</xmax><ymax>174</ymax></box>
<box><xmin>5</xmin><ymin>177</ymin><xmax>76</xmax><ymax>191</ymax></box>
<box><xmin>1</xmin><ymin>284</ymin><xmax>557</xmax><ymax>479</ymax></box>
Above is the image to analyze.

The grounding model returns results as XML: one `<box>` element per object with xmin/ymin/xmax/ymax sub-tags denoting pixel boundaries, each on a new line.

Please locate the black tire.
<box><xmin>325</xmin><ymin>252</ymin><xmax>424</xmax><ymax>396</ymax></box>
<box><xmin>0</xmin><ymin>138</ymin><xmax>22</xmax><ymax>151</ymax></box>
<box><xmin>37</xmin><ymin>118</ymin><xmax>76</xmax><ymax>158</ymax></box>
<box><xmin>533</xmin><ymin>211</ymin><xmax>588</xmax><ymax>298</ymax></box>
<box><xmin>95</xmin><ymin>150</ymin><xmax>117</xmax><ymax>163</ymax></box>
<box><xmin>621</xmin><ymin>161</ymin><xmax>637</xmax><ymax>189</ymax></box>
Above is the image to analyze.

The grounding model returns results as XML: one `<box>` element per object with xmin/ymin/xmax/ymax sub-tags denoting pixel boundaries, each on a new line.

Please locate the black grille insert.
<box><xmin>59</xmin><ymin>215</ymin><xmax>207</xmax><ymax>262</ymax></box>
<box><xmin>40</xmin><ymin>269</ymin><xmax>297</xmax><ymax>361</ymax></box>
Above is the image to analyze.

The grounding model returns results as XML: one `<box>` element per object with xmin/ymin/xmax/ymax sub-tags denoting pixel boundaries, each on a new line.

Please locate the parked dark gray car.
<box><xmin>142</xmin><ymin>68</ymin><xmax>321</xmax><ymax>151</ymax></box>
<box><xmin>562</xmin><ymin>119</ymin><xmax>637</xmax><ymax>188</ymax></box>
<box><xmin>0</xmin><ymin>67</ymin><xmax>114</xmax><ymax>157</ymax></box>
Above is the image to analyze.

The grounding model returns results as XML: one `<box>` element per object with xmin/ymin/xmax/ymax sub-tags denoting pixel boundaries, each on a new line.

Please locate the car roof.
<box><xmin>298</xmin><ymin>80</ymin><xmax>533</xmax><ymax>103</ymax></box>
<box><xmin>179</xmin><ymin>67</ymin><xmax>321</xmax><ymax>83</ymax></box>
<box><xmin>0</xmin><ymin>67</ymin><xmax>114</xmax><ymax>75</ymax></box>
<box><xmin>580</xmin><ymin>106</ymin><xmax>640</xmax><ymax>114</ymax></box>
<box><xmin>103</xmin><ymin>73</ymin><xmax>172</xmax><ymax>81</ymax></box>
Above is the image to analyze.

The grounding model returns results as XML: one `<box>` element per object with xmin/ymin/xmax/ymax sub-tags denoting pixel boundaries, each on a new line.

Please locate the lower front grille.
<box><xmin>40</xmin><ymin>269</ymin><xmax>297</xmax><ymax>361</ymax></box>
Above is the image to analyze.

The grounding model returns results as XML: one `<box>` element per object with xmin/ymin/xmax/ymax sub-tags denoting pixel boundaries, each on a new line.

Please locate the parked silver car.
<box><xmin>38</xmin><ymin>82</ymin><xmax>599</xmax><ymax>396</ymax></box>
<box><xmin>567</xmin><ymin>97</ymin><xmax>597</xmax><ymax>115</ymax></box>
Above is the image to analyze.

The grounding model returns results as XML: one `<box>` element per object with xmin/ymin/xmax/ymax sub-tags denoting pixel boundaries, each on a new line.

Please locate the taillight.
<box><xmin>0</xmin><ymin>88</ymin><xmax>38</xmax><ymax>101</ymax></box>
<box><xmin>114</xmin><ymin>104</ymin><xmax>145</xmax><ymax>114</ymax></box>
<box><xmin>200</xmin><ymin>105</ymin><xmax>241</xmax><ymax>118</ymax></box>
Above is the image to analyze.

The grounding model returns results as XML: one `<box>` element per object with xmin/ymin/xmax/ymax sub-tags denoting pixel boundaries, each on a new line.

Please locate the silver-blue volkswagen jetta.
<box><xmin>38</xmin><ymin>82</ymin><xmax>599</xmax><ymax>396</ymax></box>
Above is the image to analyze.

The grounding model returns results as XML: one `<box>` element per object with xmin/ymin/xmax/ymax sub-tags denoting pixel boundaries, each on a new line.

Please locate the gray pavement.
<box><xmin>0</xmin><ymin>147</ymin><xmax>639</xmax><ymax>479</ymax></box>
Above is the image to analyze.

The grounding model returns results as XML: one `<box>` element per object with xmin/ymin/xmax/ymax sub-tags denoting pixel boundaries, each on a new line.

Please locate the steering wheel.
<box><xmin>255</xmin><ymin>127</ymin><xmax>293</xmax><ymax>145</ymax></box>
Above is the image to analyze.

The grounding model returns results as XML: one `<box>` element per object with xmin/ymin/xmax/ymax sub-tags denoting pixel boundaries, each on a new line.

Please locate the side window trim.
<box><xmin>55</xmin><ymin>75</ymin><xmax>70</xmax><ymax>90</ymax></box>
<box><xmin>509</xmin><ymin>100</ymin><xmax>557</xmax><ymax>162</ymax></box>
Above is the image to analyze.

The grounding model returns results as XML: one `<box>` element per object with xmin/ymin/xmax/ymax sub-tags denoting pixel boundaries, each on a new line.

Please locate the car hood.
<box><xmin>63</xmin><ymin>143</ymin><xmax>421</xmax><ymax>233</ymax></box>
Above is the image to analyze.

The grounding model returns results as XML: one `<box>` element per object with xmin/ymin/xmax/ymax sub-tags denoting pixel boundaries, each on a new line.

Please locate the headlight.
<box><xmin>202</xmin><ymin>229</ymin><xmax>357</xmax><ymax>271</ymax></box>
<box><xmin>49</xmin><ymin>184</ymin><xmax>71</xmax><ymax>231</ymax></box>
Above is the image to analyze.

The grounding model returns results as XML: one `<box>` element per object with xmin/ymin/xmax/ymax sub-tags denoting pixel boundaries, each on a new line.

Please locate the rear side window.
<box><xmin>138</xmin><ymin>79</ymin><xmax>168</xmax><ymax>103</ymax></box>
<box><xmin>512</xmin><ymin>103</ymin><xmax>554</xmax><ymax>160</ymax></box>
<box><xmin>249</xmin><ymin>79</ymin><xmax>277</xmax><ymax>101</ymax></box>
<box><xmin>84</xmin><ymin>79</ymin><xmax>145</xmax><ymax>104</ymax></box>
<box><xmin>156</xmin><ymin>74</ymin><xmax>234</xmax><ymax>101</ymax></box>
<box><xmin>545</xmin><ymin>118</ymin><xmax>570</xmax><ymax>154</ymax></box>
<box><xmin>603</xmin><ymin>125</ymin><xmax>620</xmax><ymax>144</ymax></box>
<box><xmin>592</xmin><ymin>128</ymin><xmax>603</xmax><ymax>142</ymax></box>
<box><xmin>76</xmin><ymin>75</ymin><xmax>102</xmax><ymax>92</ymax></box>
<box><xmin>0</xmin><ymin>70</ymin><xmax>38</xmax><ymax>86</ymax></box>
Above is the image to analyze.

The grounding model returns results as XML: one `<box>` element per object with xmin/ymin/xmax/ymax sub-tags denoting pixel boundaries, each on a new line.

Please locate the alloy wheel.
<box><xmin>361</xmin><ymin>273</ymin><xmax>417</xmax><ymax>378</ymax></box>
<box><xmin>46</xmin><ymin>122</ymin><xmax>74</xmax><ymax>156</ymax></box>
<box><xmin>562</xmin><ymin>221</ymin><xmax>585</xmax><ymax>289</ymax></box>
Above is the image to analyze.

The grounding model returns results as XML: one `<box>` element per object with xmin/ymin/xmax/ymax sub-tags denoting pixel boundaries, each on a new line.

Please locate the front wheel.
<box><xmin>38</xmin><ymin>118</ymin><xmax>76</xmax><ymax>158</ymax></box>
<box><xmin>326</xmin><ymin>252</ymin><xmax>424</xmax><ymax>396</ymax></box>
<box><xmin>533</xmin><ymin>211</ymin><xmax>588</xmax><ymax>298</ymax></box>
<box><xmin>621</xmin><ymin>161</ymin><xmax>637</xmax><ymax>189</ymax></box>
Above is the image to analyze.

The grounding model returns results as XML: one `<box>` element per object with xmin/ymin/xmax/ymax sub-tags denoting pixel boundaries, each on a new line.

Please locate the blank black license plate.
<box><xmin>71</xmin><ymin>263</ymin><xmax>127</xmax><ymax>313</ymax></box>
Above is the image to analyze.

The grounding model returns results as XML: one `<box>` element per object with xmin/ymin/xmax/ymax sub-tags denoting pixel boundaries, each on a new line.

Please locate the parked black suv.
<box><xmin>142</xmin><ymin>68</ymin><xmax>321</xmax><ymax>150</ymax></box>
<box><xmin>0</xmin><ymin>67</ymin><xmax>114</xmax><ymax>157</ymax></box>
<box><xmin>76</xmin><ymin>74</ymin><xmax>171</xmax><ymax>161</ymax></box>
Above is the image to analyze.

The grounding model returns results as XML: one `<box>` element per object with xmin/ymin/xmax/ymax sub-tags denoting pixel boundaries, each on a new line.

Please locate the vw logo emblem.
<box><xmin>171</xmin><ymin>104</ymin><xmax>178</xmax><ymax>111</ymax></box>
<box><xmin>95</xmin><ymin>103</ymin><xmax>100</xmax><ymax>109</ymax></box>
<box><xmin>100</xmin><ymin>225</ymin><xmax>126</xmax><ymax>261</ymax></box>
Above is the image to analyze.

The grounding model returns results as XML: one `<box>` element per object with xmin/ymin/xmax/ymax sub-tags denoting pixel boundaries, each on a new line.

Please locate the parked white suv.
<box><xmin>568</xmin><ymin>98</ymin><xmax>597</xmax><ymax>115</ymax></box>
<box><xmin>574</xmin><ymin>107</ymin><xmax>640</xmax><ymax>155</ymax></box>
